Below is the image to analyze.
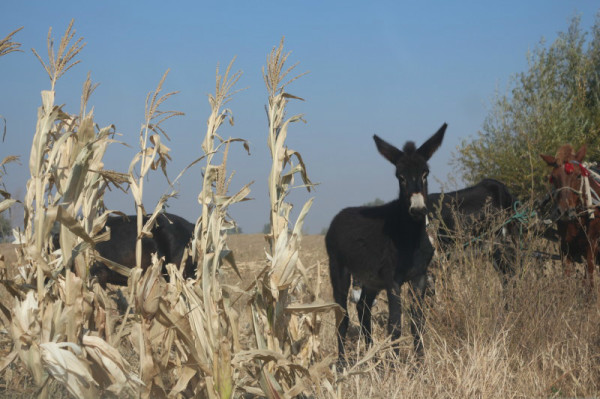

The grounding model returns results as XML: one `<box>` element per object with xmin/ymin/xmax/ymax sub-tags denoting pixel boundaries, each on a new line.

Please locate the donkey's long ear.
<box><xmin>374</xmin><ymin>135</ymin><xmax>403</xmax><ymax>165</ymax></box>
<box><xmin>575</xmin><ymin>145</ymin><xmax>587</xmax><ymax>162</ymax></box>
<box><xmin>540</xmin><ymin>153</ymin><xmax>558</xmax><ymax>167</ymax></box>
<box><xmin>417</xmin><ymin>123</ymin><xmax>447</xmax><ymax>160</ymax></box>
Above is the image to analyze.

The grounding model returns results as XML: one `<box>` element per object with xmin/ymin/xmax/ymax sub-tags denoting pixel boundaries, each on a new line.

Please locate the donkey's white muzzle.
<box><xmin>409</xmin><ymin>193</ymin><xmax>427</xmax><ymax>217</ymax></box>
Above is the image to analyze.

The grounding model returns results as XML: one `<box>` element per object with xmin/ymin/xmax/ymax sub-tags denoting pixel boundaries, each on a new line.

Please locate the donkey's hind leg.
<box><xmin>408</xmin><ymin>274</ymin><xmax>427</xmax><ymax>357</ymax></box>
<box><xmin>330</xmin><ymin>257</ymin><xmax>351</xmax><ymax>362</ymax></box>
<box><xmin>356</xmin><ymin>287</ymin><xmax>378</xmax><ymax>348</ymax></box>
<box><xmin>585</xmin><ymin>241</ymin><xmax>597</xmax><ymax>291</ymax></box>
<box><xmin>492</xmin><ymin>244</ymin><xmax>517</xmax><ymax>290</ymax></box>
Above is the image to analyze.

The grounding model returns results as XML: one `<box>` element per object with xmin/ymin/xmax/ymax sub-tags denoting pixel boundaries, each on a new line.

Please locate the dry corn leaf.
<box><xmin>11</xmin><ymin>290</ymin><xmax>40</xmax><ymax>342</ymax></box>
<box><xmin>0</xmin><ymin>198</ymin><xmax>16</xmax><ymax>213</ymax></box>
<box><xmin>0</xmin><ymin>298</ymin><xmax>11</xmax><ymax>321</ymax></box>
<box><xmin>285</xmin><ymin>301</ymin><xmax>342</xmax><ymax>316</ymax></box>
<box><xmin>83</xmin><ymin>335</ymin><xmax>144</xmax><ymax>395</ymax></box>
<box><xmin>55</xmin><ymin>205</ymin><xmax>95</xmax><ymax>245</ymax></box>
<box><xmin>0</xmin><ymin>350</ymin><xmax>17</xmax><ymax>374</ymax></box>
<box><xmin>29</xmin><ymin>90</ymin><xmax>57</xmax><ymax>175</ymax></box>
<box><xmin>94</xmin><ymin>254</ymin><xmax>132</xmax><ymax>278</ymax></box>
<box><xmin>40</xmin><ymin>341</ymin><xmax>98</xmax><ymax>398</ymax></box>
<box><xmin>61</xmin><ymin>143</ymin><xmax>93</xmax><ymax>203</ymax></box>
<box><xmin>168</xmin><ymin>366</ymin><xmax>196</xmax><ymax>397</ymax></box>
<box><xmin>258</xmin><ymin>367</ymin><xmax>285</xmax><ymax>399</ymax></box>
<box><xmin>135</xmin><ymin>255</ymin><xmax>167</xmax><ymax>319</ymax></box>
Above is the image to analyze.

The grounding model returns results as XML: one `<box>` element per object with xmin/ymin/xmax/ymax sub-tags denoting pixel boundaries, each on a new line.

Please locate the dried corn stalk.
<box><xmin>127</xmin><ymin>69</ymin><xmax>183</xmax><ymax>269</ymax></box>
<box><xmin>242</xmin><ymin>38</ymin><xmax>341</xmax><ymax>398</ymax></box>
<box><xmin>182</xmin><ymin>59</ymin><xmax>251</xmax><ymax>398</ymax></box>
<box><xmin>0</xmin><ymin>28</ymin><xmax>22</xmax><ymax>229</ymax></box>
<box><xmin>0</xmin><ymin>155</ymin><xmax>19</xmax><ymax>216</ymax></box>
<box><xmin>114</xmin><ymin>70</ymin><xmax>184</xmax><ymax>398</ymax></box>
<box><xmin>6</xmin><ymin>21</ymin><xmax>140</xmax><ymax>398</ymax></box>
<box><xmin>127</xmin><ymin>59</ymin><xmax>250</xmax><ymax>398</ymax></box>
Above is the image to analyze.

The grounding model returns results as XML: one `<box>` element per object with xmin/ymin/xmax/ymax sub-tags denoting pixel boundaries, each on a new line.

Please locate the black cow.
<box><xmin>326</xmin><ymin>123</ymin><xmax>446</xmax><ymax>365</ymax></box>
<box><xmin>71</xmin><ymin>213</ymin><xmax>195</xmax><ymax>287</ymax></box>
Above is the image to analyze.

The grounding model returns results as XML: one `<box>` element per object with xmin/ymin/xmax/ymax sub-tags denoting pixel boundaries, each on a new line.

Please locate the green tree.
<box><xmin>454</xmin><ymin>14</ymin><xmax>600</xmax><ymax>201</ymax></box>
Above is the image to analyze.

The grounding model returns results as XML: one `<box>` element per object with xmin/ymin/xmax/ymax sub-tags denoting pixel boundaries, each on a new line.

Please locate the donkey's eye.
<box><xmin>398</xmin><ymin>174</ymin><xmax>406</xmax><ymax>184</ymax></box>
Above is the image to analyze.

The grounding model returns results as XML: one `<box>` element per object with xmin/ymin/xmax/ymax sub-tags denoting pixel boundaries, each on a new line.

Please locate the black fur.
<box><xmin>428</xmin><ymin>178</ymin><xmax>518</xmax><ymax>278</ymax></box>
<box><xmin>429</xmin><ymin>178</ymin><xmax>516</xmax><ymax>243</ymax></box>
<box><xmin>326</xmin><ymin>123</ymin><xmax>446</xmax><ymax>365</ymax></box>
<box><xmin>80</xmin><ymin>213</ymin><xmax>194</xmax><ymax>287</ymax></box>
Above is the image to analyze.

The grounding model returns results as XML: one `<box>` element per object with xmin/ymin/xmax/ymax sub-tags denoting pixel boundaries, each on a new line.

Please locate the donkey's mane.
<box><xmin>403</xmin><ymin>141</ymin><xmax>417</xmax><ymax>154</ymax></box>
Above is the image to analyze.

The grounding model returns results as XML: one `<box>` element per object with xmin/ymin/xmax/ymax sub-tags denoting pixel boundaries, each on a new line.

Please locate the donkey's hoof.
<box><xmin>335</xmin><ymin>357</ymin><xmax>349</xmax><ymax>372</ymax></box>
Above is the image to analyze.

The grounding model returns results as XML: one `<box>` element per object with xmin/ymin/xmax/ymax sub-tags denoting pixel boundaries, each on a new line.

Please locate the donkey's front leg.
<box><xmin>408</xmin><ymin>273</ymin><xmax>427</xmax><ymax>357</ymax></box>
<box><xmin>585</xmin><ymin>240</ymin><xmax>597</xmax><ymax>290</ymax></box>
<box><xmin>560</xmin><ymin>240</ymin><xmax>575</xmax><ymax>277</ymax></box>
<box><xmin>386</xmin><ymin>282</ymin><xmax>402</xmax><ymax>352</ymax></box>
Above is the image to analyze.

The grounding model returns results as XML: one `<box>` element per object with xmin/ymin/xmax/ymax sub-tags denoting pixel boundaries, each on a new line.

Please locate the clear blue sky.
<box><xmin>1</xmin><ymin>1</ymin><xmax>599</xmax><ymax>234</ymax></box>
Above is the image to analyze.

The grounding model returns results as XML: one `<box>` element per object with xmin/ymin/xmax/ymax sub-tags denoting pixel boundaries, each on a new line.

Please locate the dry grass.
<box><xmin>326</xmin><ymin>217</ymin><xmax>600</xmax><ymax>398</ymax></box>
<box><xmin>3</xmin><ymin>229</ymin><xmax>600</xmax><ymax>398</ymax></box>
<box><xmin>150</xmin><ymin>228</ymin><xmax>600</xmax><ymax>398</ymax></box>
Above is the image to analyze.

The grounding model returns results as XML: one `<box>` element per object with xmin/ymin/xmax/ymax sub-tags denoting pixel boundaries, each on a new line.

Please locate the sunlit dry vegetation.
<box><xmin>1</xmin><ymin>21</ymin><xmax>600</xmax><ymax>399</ymax></box>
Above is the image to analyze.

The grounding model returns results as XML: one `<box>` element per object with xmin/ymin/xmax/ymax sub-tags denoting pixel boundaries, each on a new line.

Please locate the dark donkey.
<box><xmin>88</xmin><ymin>212</ymin><xmax>195</xmax><ymax>287</ymax></box>
<box><xmin>428</xmin><ymin>178</ymin><xmax>519</xmax><ymax>277</ymax></box>
<box><xmin>541</xmin><ymin>144</ymin><xmax>600</xmax><ymax>288</ymax></box>
<box><xmin>326</xmin><ymin>123</ymin><xmax>446</xmax><ymax>364</ymax></box>
<box><xmin>350</xmin><ymin>180</ymin><xmax>519</xmax><ymax>304</ymax></box>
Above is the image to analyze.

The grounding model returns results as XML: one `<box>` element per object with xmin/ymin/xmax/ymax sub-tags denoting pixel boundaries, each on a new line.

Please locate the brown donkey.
<box><xmin>541</xmin><ymin>144</ymin><xmax>600</xmax><ymax>288</ymax></box>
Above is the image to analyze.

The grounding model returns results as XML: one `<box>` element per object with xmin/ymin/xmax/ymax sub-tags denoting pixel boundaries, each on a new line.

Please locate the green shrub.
<box><xmin>454</xmin><ymin>14</ymin><xmax>600</xmax><ymax>200</ymax></box>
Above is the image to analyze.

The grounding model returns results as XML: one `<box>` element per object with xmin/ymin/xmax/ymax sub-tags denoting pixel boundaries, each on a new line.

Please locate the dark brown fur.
<box><xmin>541</xmin><ymin>144</ymin><xmax>600</xmax><ymax>288</ymax></box>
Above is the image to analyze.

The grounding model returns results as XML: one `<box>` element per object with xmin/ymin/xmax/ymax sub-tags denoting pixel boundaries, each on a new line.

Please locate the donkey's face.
<box><xmin>374</xmin><ymin>123</ymin><xmax>447</xmax><ymax>220</ymax></box>
<box><xmin>541</xmin><ymin>144</ymin><xmax>587</xmax><ymax>221</ymax></box>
